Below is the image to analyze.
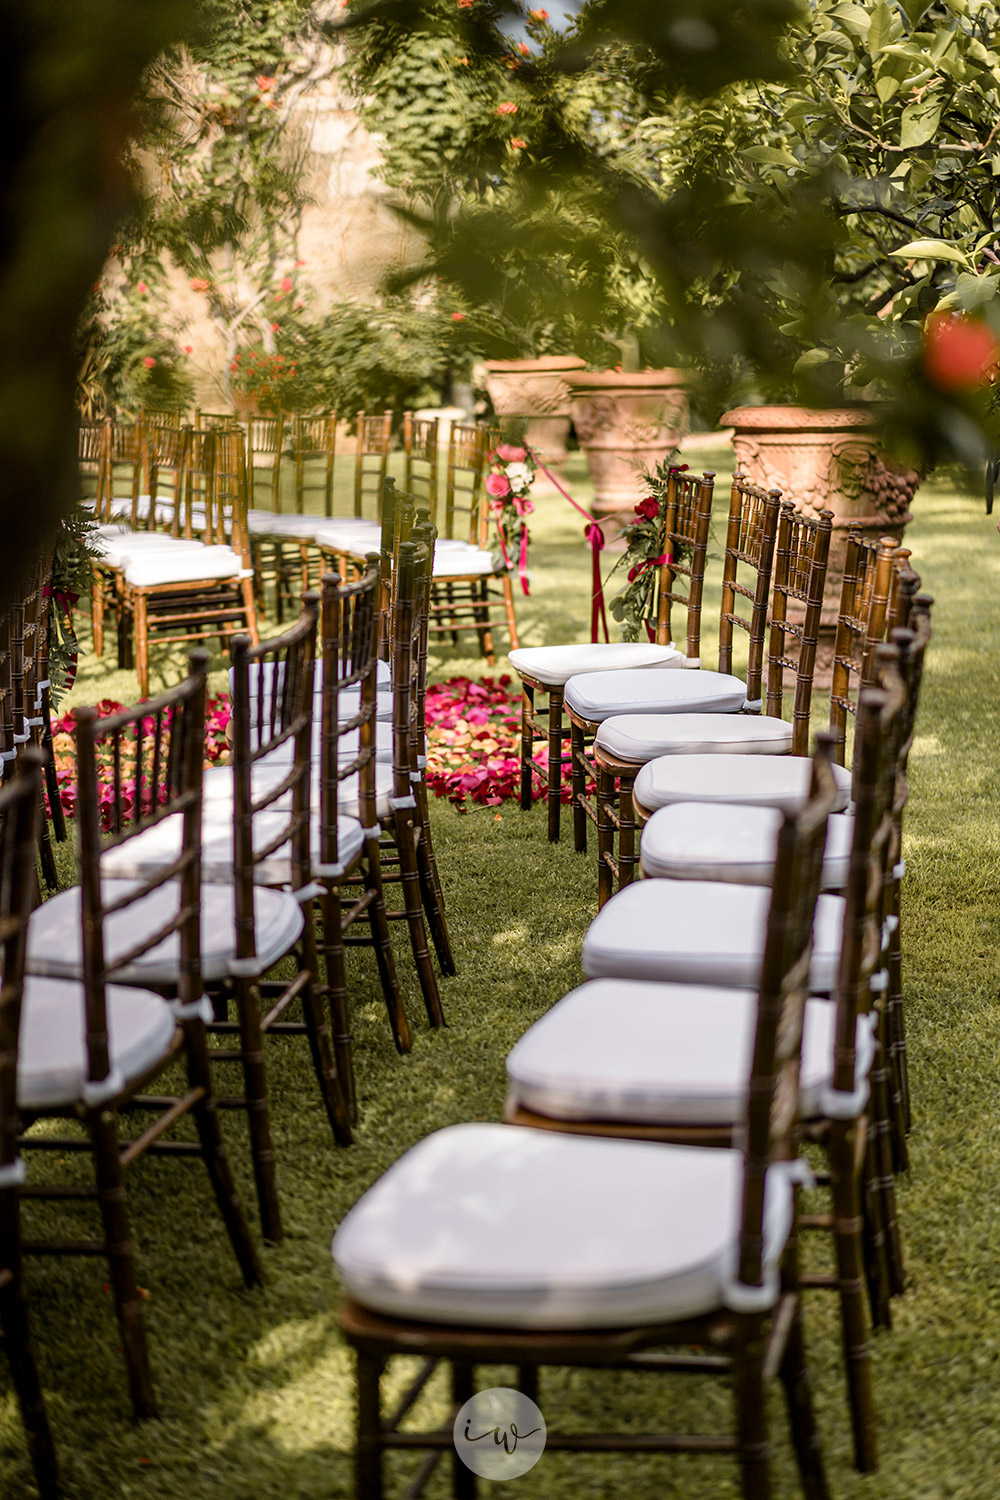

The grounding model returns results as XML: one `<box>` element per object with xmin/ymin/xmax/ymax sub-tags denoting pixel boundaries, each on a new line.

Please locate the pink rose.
<box><xmin>485</xmin><ymin>473</ymin><xmax>511</xmax><ymax>498</ymax></box>
<box><xmin>496</xmin><ymin>443</ymin><xmax>526</xmax><ymax>462</ymax></box>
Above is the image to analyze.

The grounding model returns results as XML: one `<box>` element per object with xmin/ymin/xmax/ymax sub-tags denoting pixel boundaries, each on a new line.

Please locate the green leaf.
<box><xmin>893</xmin><ymin>238</ymin><xmax>972</xmax><ymax>265</ymax></box>
<box><xmin>741</xmin><ymin>146</ymin><xmax>799</xmax><ymax>168</ymax></box>
<box><xmin>899</xmin><ymin>96</ymin><xmax>944</xmax><ymax>148</ymax></box>
<box><xmin>793</xmin><ymin>348</ymin><xmax>834</xmax><ymax>372</ymax></box>
<box><xmin>899</xmin><ymin>0</ymin><xmax>932</xmax><ymax>21</ymax></box>
<box><xmin>867</xmin><ymin>1</ymin><xmax>894</xmax><ymax>53</ymax></box>
<box><xmin>827</xmin><ymin>2</ymin><xmax>871</xmax><ymax>38</ymax></box>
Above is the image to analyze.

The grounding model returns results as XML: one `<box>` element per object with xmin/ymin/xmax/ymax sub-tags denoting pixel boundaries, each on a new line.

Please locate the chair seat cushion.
<box><xmin>247</xmin><ymin>511</ymin><xmax>317</xmax><ymax>539</ymax></box>
<box><xmin>430</xmin><ymin>546</ymin><xmax>498</xmax><ymax>579</ymax></box>
<box><xmin>582</xmin><ymin>878</ymin><xmax>845</xmax><ymax>992</ymax></box>
<box><xmin>332</xmin><ymin>1123</ymin><xmax>797</xmax><ymax>1328</ymax></box>
<box><xmin>505</xmin><ymin>979</ymin><xmax>874</xmax><ymax>1125</ymax></box>
<box><xmin>596</xmin><ymin>713</ymin><xmax>793</xmax><ymax>763</ymax></box>
<box><xmin>634</xmin><ymin>753</ymin><xmax>853</xmax><ymax>816</ymax></box>
<box><xmin>564</xmin><ymin>669</ymin><xmax>747</xmax><ymax>724</ymax></box>
<box><xmin>94</xmin><ymin>532</ymin><xmax>207</xmax><ymax>570</ymax></box>
<box><xmin>509</xmin><ymin>643</ymin><xmax>686</xmax><ymax>688</ymax></box>
<box><xmin>124</xmin><ymin>545</ymin><xmax>252</xmax><ymax>587</ymax></box>
<box><xmin>26</xmin><ymin>880</ymin><xmax>303</xmax><ymax>984</ymax></box>
<box><xmin>641</xmin><ymin>802</ymin><xmax>854</xmax><ymax>889</ymax></box>
<box><xmin>314</xmin><ymin>521</ymin><xmax>382</xmax><ymax>553</ymax></box>
<box><xmin>19</xmin><ymin>977</ymin><xmax>177</xmax><ymax>1110</ymax></box>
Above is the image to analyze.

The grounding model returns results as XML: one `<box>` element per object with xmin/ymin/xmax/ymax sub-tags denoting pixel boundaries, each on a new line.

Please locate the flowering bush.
<box><xmin>229</xmin><ymin>349</ymin><xmax>302</xmax><ymax>413</ymax></box>
<box><xmin>485</xmin><ymin>442</ymin><xmax>534</xmax><ymax>592</ymax></box>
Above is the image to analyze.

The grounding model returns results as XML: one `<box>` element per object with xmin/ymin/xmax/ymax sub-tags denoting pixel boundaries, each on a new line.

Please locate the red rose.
<box><xmin>634</xmin><ymin>496</ymin><xmax>659</xmax><ymax>520</ymax></box>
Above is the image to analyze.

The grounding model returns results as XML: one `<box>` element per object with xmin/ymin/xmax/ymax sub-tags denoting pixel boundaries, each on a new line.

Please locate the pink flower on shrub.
<box><xmin>634</xmin><ymin>496</ymin><xmax>659</xmax><ymax>520</ymax></box>
<box><xmin>485</xmin><ymin>472</ymin><xmax>511</xmax><ymax>498</ymax></box>
<box><xmin>496</xmin><ymin>443</ymin><xmax>526</xmax><ymax>462</ymax></box>
<box><xmin>183</xmin><ymin>345</ymin><xmax>193</xmax><ymax>354</ymax></box>
<box><xmin>136</xmin><ymin>282</ymin><xmax>148</xmax><ymax>295</ymax></box>
<box><xmin>509</xmin><ymin>138</ymin><xmax>527</xmax><ymax>150</ymax></box>
<box><xmin>142</xmin><ymin>356</ymin><xmax>156</xmax><ymax>369</ymax></box>
<box><xmin>270</xmin><ymin>322</ymin><xmax>280</xmax><ymax>332</ymax></box>
<box><xmin>190</xmin><ymin>278</ymin><xmax>210</xmax><ymax>292</ymax></box>
<box><xmin>496</xmin><ymin>101</ymin><xmax>518</xmax><ymax>116</ymax></box>
<box><xmin>256</xmin><ymin>75</ymin><xmax>275</xmax><ymax>92</ymax></box>
<box><xmin>451</xmin><ymin>312</ymin><xmax>466</xmax><ymax>321</ymax></box>
<box><xmin>529</xmin><ymin>8</ymin><xmax>549</xmax><ymax>18</ymax></box>
<box><xmin>280</xmin><ymin>277</ymin><xmax>293</xmax><ymax>292</ymax></box>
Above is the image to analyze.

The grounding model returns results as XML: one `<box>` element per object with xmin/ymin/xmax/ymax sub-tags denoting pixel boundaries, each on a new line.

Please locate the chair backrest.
<box><xmin>444</xmin><ymin>423</ymin><xmax>491</xmax><ymax>546</ymax></box>
<box><xmin>354</xmin><ymin>411</ymin><xmax>393</xmax><ymax>520</ymax></box>
<box><xmin>389</xmin><ymin>538</ymin><xmax>435</xmax><ymax>814</ymax></box>
<box><xmin>229</xmin><ymin>597</ymin><xmax>318</xmax><ymax>951</ymax></box>
<box><xmin>764</xmin><ymin>503</ymin><xmax>834</xmax><ymax>755</ymax></box>
<box><xmin>652</xmin><ymin>465</ymin><xmax>714</xmax><ymax>659</ymax></box>
<box><xmin>318</xmin><ymin>564</ymin><xmax>381</xmax><ymax>872</ymax></box>
<box><xmin>829</xmin><ymin>531</ymin><xmax>899</xmax><ymax>760</ymax></box>
<box><xmin>738</xmin><ymin>731</ymin><xmax>840</xmax><ymax>1294</ymax></box>
<box><xmin>882</xmin><ymin>601</ymin><xmax>932</xmax><ymax>905</ymax></box>
<box><xmin>103</xmin><ymin>421</ymin><xmax>142</xmax><ymax>522</ymax></box>
<box><xmin>402</xmin><ymin>412</ymin><xmax>439</xmax><ymax>525</ymax></box>
<box><xmin>212</xmin><ymin>427</ymin><xmax>252</xmax><ymax>561</ymax></box>
<box><xmin>293</xmin><ymin>413</ymin><xmax>337</xmax><ymax>517</ymax></box>
<box><xmin>718</xmin><ymin>471</ymin><xmax>782</xmax><ymax>704</ymax></box>
<box><xmin>195</xmin><ymin>410</ymin><xmax>241</xmax><ymax>431</ymax></box>
<box><xmin>78</xmin><ymin>419</ymin><xmax>108</xmax><ymax>506</ymax></box>
<box><xmin>146</xmin><ymin>422</ymin><xmax>190</xmax><ymax>534</ymax></box>
<box><xmin>247</xmin><ymin>415</ymin><xmax>285</xmax><ymax>512</ymax></box>
<box><xmin>0</xmin><ymin>750</ymin><xmax>43</xmax><ymax>1184</ymax></box>
<box><xmin>73</xmin><ymin>653</ymin><xmax>209</xmax><ymax>1094</ymax></box>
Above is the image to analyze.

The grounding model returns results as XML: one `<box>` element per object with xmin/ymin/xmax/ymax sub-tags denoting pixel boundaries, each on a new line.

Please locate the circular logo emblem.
<box><xmin>453</xmin><ymin>1385</ymin><xmax>546</xmax><ymax>1480</ymax></box>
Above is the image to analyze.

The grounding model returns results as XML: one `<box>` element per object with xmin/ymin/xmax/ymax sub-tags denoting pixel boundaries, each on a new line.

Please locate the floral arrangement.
<box><xmin>485</xmin><ymin>442</ymin><xmax>535</xmax><ymax>593</ymax></box>
<box><xmin>229</xmin><ymin>349</ymin><xmax>302</xmax><ymax>413</ymax></box>
<box><xmin>608</xmin><ymin>455</ymin><xmax>687</xmax><ymax>642</ymax></box>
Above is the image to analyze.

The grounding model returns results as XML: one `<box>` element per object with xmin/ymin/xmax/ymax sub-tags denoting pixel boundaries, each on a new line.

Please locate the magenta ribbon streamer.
<box><xmin>524</xmin><ymin>447</ymin><xmax>610</xmax><ymax>643</ymax></box>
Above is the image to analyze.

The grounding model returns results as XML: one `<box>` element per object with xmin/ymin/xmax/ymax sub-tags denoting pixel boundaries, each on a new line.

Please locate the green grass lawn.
<box><xmin>5</xmin><ymin>451</ymin><xmax>1000</xmax><ymax>1498</ymax></box>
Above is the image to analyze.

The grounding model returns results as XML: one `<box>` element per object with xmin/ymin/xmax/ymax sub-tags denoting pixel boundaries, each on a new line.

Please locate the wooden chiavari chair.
<box><xmin>565</xmin><ymin>471</ymin><xmax>781</xmax><ymax>865</ymax></box>
<box><xmin>512</xmin><ymin>464</ymin><xmax>713</xmax><ymax>844</ymax></box>
<box><xmin>293</xmin><ymin>412</ymin><xmax>337</xmax><ymax>517</ymax></box>
<box><xmin>334</xmin><ymin>734</ymin><xmax>838</xmax><ymax>1499</ymax></box>
<box><xmin>77</xmin><ymin>418</ymin><xmax>107</xmax><ymax>508</ymax></box>
<box><xmin>246</xmin><ymin>414</ymin><xmax>285</xmax><ymax>514</ymax></box>
<box><xmin>0</xmin><ymin>751</ymin><xmax>61</xmax><ymax>1500</ymax></box>
<box><xmin>426</xmin><ymin>422</ymin><xmax>521</xmax><ymax>664</ymax></box>
<box><xmin>402</xmin><ymin>411</ymin><xmax>439</xmax><ymax>524</ymax></box>
<box><xmin>592</xmin><ymin>502</ymin><xmax>833</xmax><ymax>904</ymax></box>
<box><xmin>354</xmin><ymin>410</ymin><xmax>393</xmax><ymax>521</ymax></box>
<box><xmin>21</xmin><ymin>655</ymin><xmax>261</xmax><ymax>1419</ymax></box>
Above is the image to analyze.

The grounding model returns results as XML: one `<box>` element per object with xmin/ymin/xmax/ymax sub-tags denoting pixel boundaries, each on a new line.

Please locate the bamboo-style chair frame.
<box><xmin>0</xmin><ymin>751</ymin><xmax>61</xmax><ymax>1499</ymax></box>
<box><xmin>402</xmin><ymin>411</ymin><xmax>439</xmax><ymax>525</ymax></box>
<box><xmin>517</xmin><ymin>463</ymin><xmax>715</xmax><ymax>845</ymax></box>
<box><xmin>343</xmin><ymin>737</ymin><xmax>841</xmax><ymax>1500</ymax></box>
<box><xmin>19</xmin><ymin>655</ymin><xmax>261</xmax><ymax>1419</ymax></box>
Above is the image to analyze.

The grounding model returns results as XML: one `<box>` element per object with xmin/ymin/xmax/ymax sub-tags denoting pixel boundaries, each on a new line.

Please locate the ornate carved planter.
<box><xmin>482</xmin><ymin>357</ymin><xmax>586</xmax><ymax>475</ymax></box>
<box><xmin>721</xmin><ymin>404</ymin><xmax>921</xmax><ymax>615</ymax></box>
<box><xmin>568</xmin><ymin>370</ymin><xmax>689</xmax><ymax>534</ymax></box>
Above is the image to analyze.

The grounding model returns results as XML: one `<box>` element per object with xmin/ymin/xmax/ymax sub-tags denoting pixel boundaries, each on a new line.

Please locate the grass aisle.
<box><xmin>4</xmin><ymin>456</ymin><xmax>999</xmax><ymax>1498</ymax></box>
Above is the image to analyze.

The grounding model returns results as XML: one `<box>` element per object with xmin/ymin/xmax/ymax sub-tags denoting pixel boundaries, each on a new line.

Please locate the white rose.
<box><xmin>505</xmin><ymin>462</ymin><xmax>531</xmax><ymax>489</ymax></box>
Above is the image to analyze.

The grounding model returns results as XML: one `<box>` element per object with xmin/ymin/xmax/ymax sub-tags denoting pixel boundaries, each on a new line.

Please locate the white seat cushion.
<box><xmin>247</xmin><ymin>510</ymin><xmax>317</xmax><ymax>539</ymax></box>
<box><xmin>582</xmin><ymin>878</ymin><xmax>845</xmax><ymax>992</ymax></box>
<box><xmin>19</xmin><ymin>977</ymin><xmax>177</xmax><ymax>1109</ymax></box>
<box><xmin>633</xmin><ymin>754</ymin><xmax>853</xmax><ymax>816</ymax></box>
<box><xmin>505</xmin><ymin>979</ymin><xmax>874</xmax><ymax>1125</ymax></box>
<box><xmin>564</xmin><ymin>669</ymin><xmax>747</xmax><ymax>724</ymax></box>
<box><xmin>596</xmin><ymin>712</ymin><xmax>793</xmax><ymax>763</ymax></box>
<box><xmin>641</xmin><ymin>803</ymin><xmax>854</xmax><ymax>889</ymax></box>
<box><xmin>509</xmin><ymin>643</ymin><xmax>686</xmax><ymax>688</ymax></box>
<box><xmin>235</xmin><ymin>658</ymin><xmax>391</xmax><ymax>700</ymax></box>
<box><xmin>431</xmin><ymin>546</ymin><xmax>497</xmax><ymax>578</ymax></box>
<box><xmin>332</xmin><ymin>1123</ymin><xmax>797</xmax><ymax>1327</ymax></box>
<box><xmin>26</xmin><ymin>880</ymin><xmax>303</xmax><ymax>984</ymax></box>
<box><xmin>124</xmin><ymin>545</ymin><xmax>252</xmax><ymax>587</ymax></box>
<box><xmin>313</xmin><ymin>521</ymin><xmax>382</xmax><ymax>553</ymax></box>
<box><xmin>94</xmin><ymin>531</ymin><xmax>207</xmax><ymax>570</ymax></box>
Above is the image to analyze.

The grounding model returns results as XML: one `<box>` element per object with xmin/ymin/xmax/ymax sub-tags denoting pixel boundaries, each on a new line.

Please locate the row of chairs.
<box><xmin>330</xmin><ymin>583</ymin><xmax>932</xmax><ymax>1496</ymax></box>
<box><xmin>82</xmin><ymin>411</ymin><xmax>521</xmax><ymax>694</ymax></box>
<box><xmin>0</xmin><ymin>491</ymin><xmax>456</xmax><ymax>1494</ymax></box>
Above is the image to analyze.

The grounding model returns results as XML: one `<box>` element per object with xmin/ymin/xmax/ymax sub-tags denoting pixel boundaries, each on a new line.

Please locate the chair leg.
<box><xmin>356</xmin><ymin>1349</ymin><xmax>386</xmax><ymax>1500</ymax></box>
<box><xmin>91</xmin><ymin>573</ymin><xmax>104</xmax><ymax>658</ymax></box>
<box><xmin>231</xmin><ymin>977</ymin><xmax>283</xmax><ymax>1244</ymax></box>
<box><xmin>618</xmin><ymin>772</ymin><xmax>638</xmax><ymax>890</ymax></box>
<box><xmin>473</xmin><ymin>581</ymin><xmax>495</xmax><ymax>667</ymax></box>
<box><xmin>240</xmin><ymin>577</ymin><xmax>260</xmax><ymax>647</ymax></box>
<box><xmin>0</xmin><ymin>1273</ymin><xmax>61</xmax><ymax>1499</ymax></box>
<box><xmin>569</xmin><ymin>717</ymin><xmax>587</xmax><ymax>852</ymax></box>
<box><xmin>320</xmin><ymin>888</ymin><xmax>359</xmax><ymax>1124</ymax></box>
<box><xmin>183</xmin><ymin>1020</ymin><xmax>263</xmax><ymax>1288</ymax></box>
<box><xmin>363</xmin><ymin>840</ymin><xmax>416</xmax><ymax>1048</ymax></box>
<box><xmin>414</xmin><ymin>782</ymin><xmax>456</xmax><ymax>976</ymax></box>
<box><xmin>501</xmin><ymin>573</ymin><xmax>519</xmax><ymax>651</ymax></box>
<box><xmin>597</xmin><ymin>765</ymin><xmax>615</xmax><ymax>911</ymax></box>
<box><xmin>519</xmin><ymin>686</ymin><xmax>535</xmax><ymax>814</ymax></box>
<box><xmin>451</xmin><ymin>1361</ymin><xmax>476</xmax><ymax>1499</ymax></box>
<box><xmin>778</xmin><ymin>1301</ymin><xmax>831</xmax><ymax>1500</ymax></box>
<box><xmin>396</xmin><ymin>810</ymin><xmax>446</xmax><ymax>1028</ymax></box>
<box><xmin>869</xmin><ymin>1023</ymin><xmax>905</xmax><ymax>1297</ymax></box>
<box><xmin>40</xmin><ymin>704</ymin><xmax>66</xmax><ymax>844</ymax></box>
<box><xmin>133</xmin><ymin>592</ymin><xmax>149</xmax><ymax>699</ymax></box>
<box><xmin>886</xmin><ymin>908</ymin><xmax>911</xmax><ymax>1144</ymax></box>
<box><xmin>298</xmin><ymin>914</ymin><xmax>353</xmax><ymax>1147</ymax></box>
<box><xmin>547</xmin><ymin>689</ymin><xmax>564</xmax><ymax>845</ymax></box>
<box><xmin>827</xmin><ymin>1120</ymin><xmax>878</xmax><ymax>1473</ymax></box>
<box><xmin>860</xmin><ymin>1127</ymin><xmax>892</xmax><ymax>1331</ymax></box>
<box><xmin>734</xmin><ymin>1318</ymin><xmax>771</xmax><ymax>1500</ymax></box>
<box><xmin>89</xmin><ymin>1109</ymin><xmax>158</xmax><ymax>1419</ymax></box>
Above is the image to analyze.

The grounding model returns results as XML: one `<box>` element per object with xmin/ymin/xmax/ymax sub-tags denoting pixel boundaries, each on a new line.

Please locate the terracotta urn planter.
<box><xmin>481</xmin><ymin>356</ymin><xmax>586</xmax><ymax>476</ymax></box>
<box><xmin>721</xmin><ymin>404</ymin><xmax>921</xmax><ymax>617</ymax></box>
<box><xmin>568</xmin><ymin>369</ymin><xmax>689</xmax><ymax>534</ymax></box>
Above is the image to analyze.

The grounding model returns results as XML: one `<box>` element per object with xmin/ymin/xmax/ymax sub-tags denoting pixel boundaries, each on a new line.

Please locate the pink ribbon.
<box><xmin>524</xmin><ymin>447</ymin><xmax>609</xmax><ymax>643</ymax></box>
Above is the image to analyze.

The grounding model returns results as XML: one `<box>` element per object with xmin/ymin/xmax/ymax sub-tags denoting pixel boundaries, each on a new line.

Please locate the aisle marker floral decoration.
<box><xmin>608</xmin><ymin>454</ymin><xmax>686</xmax><ymax>642</ymax></box>
<box><xmin>485</xmin><ymin>442</ymin><xmax>534</xmax><ymax>594</ymax></box>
